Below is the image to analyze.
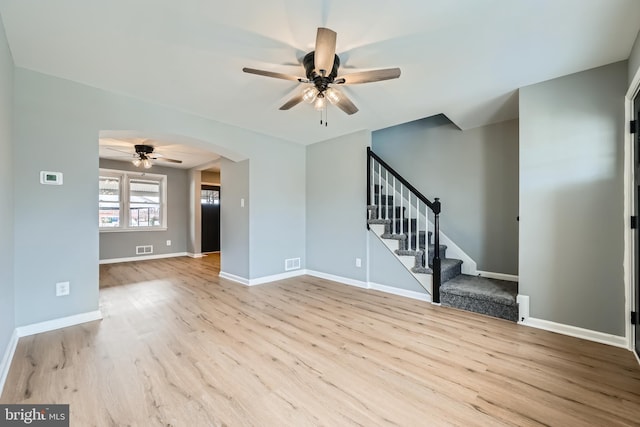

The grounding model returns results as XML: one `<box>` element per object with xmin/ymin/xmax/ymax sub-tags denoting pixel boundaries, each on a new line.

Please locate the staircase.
<box><xmin>367</xmin><ymin>147</ymin><xmax>518</xmax><ymax>322</ymax></box>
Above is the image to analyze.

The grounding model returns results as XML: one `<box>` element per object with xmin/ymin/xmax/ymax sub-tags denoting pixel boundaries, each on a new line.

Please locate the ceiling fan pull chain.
<box><xmin>325</xmin><ymin>104</ymin><xmax>328</xmax><ymax>127</ymax></box>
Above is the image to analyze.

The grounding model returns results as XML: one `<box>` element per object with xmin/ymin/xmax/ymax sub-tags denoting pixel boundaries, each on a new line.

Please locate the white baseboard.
<box><xmin>305</xmin><ymin>270</ymin><xmax>369</xmax><ymax>289</ymax></box>
<box><xmin>187</xmin><ymin>253</ymin><xmax>204</xmax><ymax>258</ymax></box>
<box><xmin>516</xmin><ymin>294</ymin><xmax>529</xmax><ymax>323</ymax></box>
<box><xmin>476</xmin><ymin>270</ymin><xmax>519</xmax><ymax>282</ymax></box>
<box><xmin>219</xmin><ymin>271</ymin><xmax>250</xmax><ymax>286</ymax></box>
<box><xmin>220</xmin><ymin>270</ymin><xmax>307</xmax><ymax>286</ymax></box>
<box><xmin>369</xmin><ymin>282</ymin><xmax>432</xmax><ymax>302</ymax></box>
<box><xmin>1</xmin><ymin>310</ymin><xmax>103</xmax><ymax>396</ymax></box>
<box><xmin>520</xmin><ymin>317</ymin><xmax>628</xmax><ymax>349</ymax></box>
<box><xmin>304</xmin><ymin>271</ymin><xmax>432</xmax><ymax>303</ymax></box>
<box><xmin>249</xmin><ymin>270</ymin><xmax>305</xmax><ymax>286</ymax></box>
<box><xmin>0</xmin><ymin>329</ymin><xmax>18</xmax><ymax>398</ymax></box>
<box><xmin>16</xmin><ymin>310</ymin><xmax>103</xmax><ymax>338</ymax></box>
<box><xmin>99</xmin><ymin>252</ymin><xmax>188</xmax><ymax>264</ymax></box>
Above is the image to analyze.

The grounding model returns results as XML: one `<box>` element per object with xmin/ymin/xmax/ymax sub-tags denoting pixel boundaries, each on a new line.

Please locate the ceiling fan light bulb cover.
<box><xmin>302</xmin><ymin>87</ymin><xmax>317</xmax><ymax>103</ymax></box>
<box><xmin>143</xmin><ymin>159</ymin><xmax>152</xmax><ymax>169</ymax></box>
<box><xmin>132</xmin><ymin>158</ymin><xmax>142</xmax><ymax>167</ymax></box>
<box><xmin>326</xmin><ymin>88</ymin><xmax>340</xmax><ymax>104</ymax></box>
<box><xmin>314</xmin><ymin>96</ymin><xmax>326</xmax><ymax>111</ymax></box>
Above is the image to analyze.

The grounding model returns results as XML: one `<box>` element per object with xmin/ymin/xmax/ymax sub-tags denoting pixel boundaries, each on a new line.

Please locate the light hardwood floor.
<box><xmin>3</xmin><ymin>255</ymin><xmax>640</xmax><ymax>426</ymax></box>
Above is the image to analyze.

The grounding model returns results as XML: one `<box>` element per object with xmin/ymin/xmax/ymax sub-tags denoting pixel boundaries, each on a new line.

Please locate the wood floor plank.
<box><xmin>2</xmin><ymin>254</ymin><xmax>640</xmax><ymax>426</ymax></box>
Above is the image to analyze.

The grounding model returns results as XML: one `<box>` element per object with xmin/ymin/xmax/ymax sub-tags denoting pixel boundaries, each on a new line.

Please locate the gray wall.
<box><xmin>13</xmin><ymin>67</ymin><xmax>305</xmax><ymax>326</ymax></box>
<box><xmin>372</xmin><ymin>116</ymin><xmax>519</xmax><ymax>274</ymax></box>
<box><xmin>98</xmin><ymin>159</ymin><xmax>189</xmax><ymax>260</ymax></box>
<box><xmin>369</xmin><ymin>233</ymin><xmax>426</xmax><ymax>294</ymax></box>
<box><xmin>306</xmin><ymin>130</ymin><xmax>369</xmax><ymax>282</ymax></box>
<box><xmin>0</xmin><ymin>16</ymin><xmax>15</xmax><ymax>361</ymax></box>
<box><xmin>629</xmin><ymin>29</ymin><xmax>640</xmax><ymax>86</ymax></box>
<box><xmin>519</xmin><ymin>61</ymin><xmax>627</xmax><ymax>335</ymax></box>
<box><xmin>221</xmin><ymin>159</ymin><xmax>249</xmax><ymax>278</ymax></box>
<box><xmin>248</xmin><ymin>139</ymin><xmax>306</xmax><ymax>279</ymax></box>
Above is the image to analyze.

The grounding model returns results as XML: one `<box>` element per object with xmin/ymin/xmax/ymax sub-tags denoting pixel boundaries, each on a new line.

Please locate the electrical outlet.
<box><xmin>355</xmin><ymin>258</ymin><xmax>362</xmax><ymax>268</ymax></box>
<box><xmin>166</xmin><ymin>240</ymin><xmax>171</xmax><ymax>246</ymax></box>
<box><xmin>56</xmin><ymin>281</ymin><xmax>70</xmax><ymax>297</ymax></box>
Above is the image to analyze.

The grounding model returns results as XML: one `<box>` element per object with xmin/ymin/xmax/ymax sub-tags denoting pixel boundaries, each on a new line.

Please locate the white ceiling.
<box><xmin>1</xmin><ymin>0</ymin><xmax>639</xmax><ymax>146</ymax></box>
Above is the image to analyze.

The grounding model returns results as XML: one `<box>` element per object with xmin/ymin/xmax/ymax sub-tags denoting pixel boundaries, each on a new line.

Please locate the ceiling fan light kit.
<box><xmin>243</xmin><ymin>27</ymin><xmax>401</xmax><ymax>124</ymax></box>
<box><xmin>104</xmin><ymin>143</ymin><xmax>185</xmax><ymax>169</ymax></box>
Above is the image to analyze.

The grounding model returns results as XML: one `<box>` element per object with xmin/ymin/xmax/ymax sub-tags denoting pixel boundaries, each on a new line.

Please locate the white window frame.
<box><xmin>99</xmin><ymin>168</ymin><xmax>168</xmax><ymax>232</ymax></box>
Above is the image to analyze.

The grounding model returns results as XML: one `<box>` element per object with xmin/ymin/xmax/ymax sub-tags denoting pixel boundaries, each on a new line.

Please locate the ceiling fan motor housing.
<box><xmin>303</xmin><ymin>51</ymin><xmax>340</xmax><ymax>93</ymax></box>
<box><xmin>134</xmin><ymin>144</ymin><xmax>154</xmax><ymax>155</ymax></box>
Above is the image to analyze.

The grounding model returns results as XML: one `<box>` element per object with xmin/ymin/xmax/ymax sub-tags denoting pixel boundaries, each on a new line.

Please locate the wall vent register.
<box><xmin>285</xmin><ymin>258</ymin><xmax>301</xmax><ymax>271</ymax></box>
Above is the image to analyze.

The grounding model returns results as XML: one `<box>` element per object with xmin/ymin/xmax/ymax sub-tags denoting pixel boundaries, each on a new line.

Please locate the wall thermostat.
<box><xmin>40</xmin><ymin>171</ymin><xmax>63</xmax><ymax>185</ymax></box>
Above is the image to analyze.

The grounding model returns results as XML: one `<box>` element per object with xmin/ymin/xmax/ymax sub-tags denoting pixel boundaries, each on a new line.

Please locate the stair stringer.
<box><xmin>369</xmin><ymin>223</ymin><xmax>432</xmax><ymax>296</ymax></box>
<box><xmin>424</xmin><ymin>220</ymin><xmax>477</xmax><ymax>275</ymax></box>
<box><xmin>372</xmin><ymin>172</ymin><xmax>477</xmax><ymax>275</ymax></box>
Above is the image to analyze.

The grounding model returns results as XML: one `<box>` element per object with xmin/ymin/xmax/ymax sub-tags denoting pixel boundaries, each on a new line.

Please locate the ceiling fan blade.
<box><xmin>335</xmin><ymin>68</ymin><xmax>401</xmax><ymax>85</ymax></box>
<box><xmin>333</xmin><ymin>92</ymin><xmax>359</xmax><ymax>115</ymax></box>
<box><xmin>153</xmin><ymin>157</ymin><xmax>183</xmax><ymax>164</ymax></box>
<box><xmin>242</xmin><ymin>67</ymin><xmax>305</xmax><ymax>82</ymax></box>
<box><xmin>279</xmin><ymin>93</ymin><xmax>305</xmax><ymax>110</ymax></box>
<box><xmin>314</xmin><ymin>27</ymin><xmax>337</xmax><ymax>76</ymax></box>
<box><xmin>105</xmin><ymin>147</ymin><xmax>134</xmax><ymax>155</ymax></box>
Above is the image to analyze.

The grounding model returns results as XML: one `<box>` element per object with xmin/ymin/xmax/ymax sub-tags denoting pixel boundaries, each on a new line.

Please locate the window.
<box><xmin>99</xmin><ymin>169</ymin><xmax>167</xmax><ymax>231</ymax></box>
<box><xmin>129</xmin><ymin>179</ymin><xmax>161</xmax><ymax>227</ymax></box>
<box><xmin>99</xmin><ymin>175</ymin><xmax>121</xmax><ymax>227</ymax></box>
<box><xmin>201</xmin><ymin>188</ymin><xmax>219</xmax><ymax>205</ymax></box>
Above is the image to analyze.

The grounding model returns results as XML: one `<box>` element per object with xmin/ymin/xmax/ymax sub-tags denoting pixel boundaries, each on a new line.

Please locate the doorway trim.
<box><xmin>624</xmin><ymin>67</ymin><xmax>640</xmax><ymax>360</ymax></box>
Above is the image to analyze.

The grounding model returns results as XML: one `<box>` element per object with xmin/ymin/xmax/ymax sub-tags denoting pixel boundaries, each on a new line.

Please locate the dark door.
<box><xmin>634</xmin><ymin>95</ymin><xmax>640</xmax><ymax>358</ymax></box>
<box><xmin>201</xmin><ymin>185</ymin><xmax>220</xmax><ymax>253</ymax></box>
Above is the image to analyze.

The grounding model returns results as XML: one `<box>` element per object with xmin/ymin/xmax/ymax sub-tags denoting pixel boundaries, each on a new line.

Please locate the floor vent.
<box><xmin>136</xmin><ymin>245</ymin><xmax>153</xmax><ymax>255</ymax></box>
<box><xmin>285</xmin><ymin>257</ymin><xmax>301</xmax><ymax>271</ymax></box>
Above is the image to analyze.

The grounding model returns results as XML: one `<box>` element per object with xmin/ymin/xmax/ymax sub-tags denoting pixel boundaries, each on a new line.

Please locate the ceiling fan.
<box><xmin>105</xmin><ymin>143</ymin><xmax>183</xmax><ymax>169</ymax></box>
<box><xmin>243</xmin><ymin>27</ymin><xmax>401</xmax><ymax>118</ymax></box>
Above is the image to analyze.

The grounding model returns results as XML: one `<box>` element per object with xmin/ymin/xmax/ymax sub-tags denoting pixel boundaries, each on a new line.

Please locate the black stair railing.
<box><xmin>366</xmin><ymin>147</ymin><xmax>442</xmax><ymax>303</ymax></box>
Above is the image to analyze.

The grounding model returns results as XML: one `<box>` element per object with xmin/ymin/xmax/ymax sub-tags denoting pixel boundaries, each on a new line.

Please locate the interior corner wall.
<box><xmin>306</xmin><ymin>130</ymin><xmax>370</xmax><ymax>282</ymax></box>
<box><xmin>187</xmin><ymin>170</ymin><xmax>202</xmax><ymax>256</ymax></box>
<box><xmin>248</xmin><ymin>140</ymin><xmax>306</xmax><ymax>279</ymax></box>
<box><xmin>221</xmin><ymin>158</ymin><xmax>249</xmax><ymax>278</ymax></box>
<box><xmin>98</xmin><ymin>159</ymin><xmax>189</xmax><ymax>260</ymax></box>
<box><xmin>519</xmin><ymin>61</ymin><xmax>627</xmax><ymax>336</ymax></box>
<box><xmin>628</xmin><ymin>29</ymin><xmax>640</xmax><ymax>86</ymax></box>
<box><xmin>0</xmin><ymin>15</ymin><xmax>15</xmax><ymax>361</ymax></box>
<box><xmin>12</xmin><ymin>67</ymin><xmax>305</xmax><ymax>326</ymax></box>
<box><xmin>372</xmin><ymin>117</ymin><xmax>520</xmax><ymax>275</ymax></box>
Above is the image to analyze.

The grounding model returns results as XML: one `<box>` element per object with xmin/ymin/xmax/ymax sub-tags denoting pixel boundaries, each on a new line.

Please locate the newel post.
<box><xmin>432</xmin><ymin>198</ymin><xmax>442</xmax><ymax>304</ymax></box>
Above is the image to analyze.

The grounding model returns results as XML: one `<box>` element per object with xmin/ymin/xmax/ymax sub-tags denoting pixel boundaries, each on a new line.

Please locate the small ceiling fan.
<box><xmin>105</xmin><ymin>142</ymin><xmax>183</xmax><ymax>169</ymax></box>
<box><xmin>243</xmin><ymin>27</ymin><xmax>401</xmax><ymax>118</ymax></box>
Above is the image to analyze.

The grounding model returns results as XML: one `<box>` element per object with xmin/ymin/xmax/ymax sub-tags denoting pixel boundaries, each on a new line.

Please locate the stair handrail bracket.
<box><xmin>367</xmin><ymin>147</ymin><xmax>443</xmax><ymax>303</ymax></box>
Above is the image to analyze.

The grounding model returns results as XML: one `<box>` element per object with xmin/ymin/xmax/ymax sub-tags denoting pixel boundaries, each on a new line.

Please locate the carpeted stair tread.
<box><xmin>440</xmin><ymin>275</ymin><xmax>518</xmax><ymax>322</ymax></box>
<box><xmin>395</xmin><ymin>249</ymin><xmax>420</xmax><ymax>256</ymax></box>
<box><xmin>435</xmin><ymin>258</ymin><xmax>463</xmax><ymax>283</ymax></box>
<box><xmin>368</xmin><ymin>218</ymin><xmax>391</xmax><ymax>225</ymax></box>
<box><xmin>382</xmin><ymin>233</ymin><xmax>407</xmax><ymax>240</ymax></box>
<box><xmin>440</xmin><ymin>275</ymin><xmax>517</xmax><ymax>306</ymax></box>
